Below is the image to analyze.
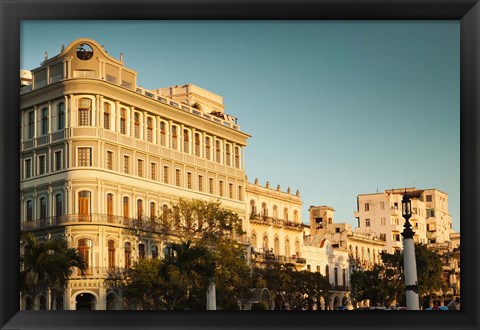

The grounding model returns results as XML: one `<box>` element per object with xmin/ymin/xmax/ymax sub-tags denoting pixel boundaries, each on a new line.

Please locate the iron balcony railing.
<box><xmin>249</xmin><ymin>214</ymin><xmax>303</xmax><ymax>230</ymax></box>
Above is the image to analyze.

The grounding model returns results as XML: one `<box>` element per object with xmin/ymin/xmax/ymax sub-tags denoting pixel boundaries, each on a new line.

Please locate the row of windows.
<box><xmin>25</xmin><ymin>99</ymin><xmax>243</xmax><ymax>169</ymax></box>
<box><xmin>251</xmin><ymin>232</ymin><xmax>301</xmax><ymax>258</ymax></box>
<box><xmin>305</xmin><ymin>265</ymin><xmax>347</xmax><ymax>286</ymax></box>
<box><xmin>23</xmin><ymin>151</ymin><xmax>63</xmax><ymax>178</ymax></box>
<box><xmin>250</xmin><ymin>200</ymin><xmax>299</xmax><ymax>222</ymax></box>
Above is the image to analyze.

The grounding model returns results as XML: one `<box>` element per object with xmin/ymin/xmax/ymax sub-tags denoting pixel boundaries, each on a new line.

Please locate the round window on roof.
<box><xmin>76</xmin><ymin>43</ymin><xmax>94</xmax><ymax>60</ymax></box>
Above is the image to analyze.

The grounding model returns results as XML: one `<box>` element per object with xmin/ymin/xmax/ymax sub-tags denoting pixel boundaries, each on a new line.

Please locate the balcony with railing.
<box><xmin>251</xmin><ymin>251</ymin><xmax>306</xmax><ymax>265</ymax></box>
<box><xmin>249</xmin><ymin>214</ymin><xmax>303</xmax><ymax>231</ymax></box>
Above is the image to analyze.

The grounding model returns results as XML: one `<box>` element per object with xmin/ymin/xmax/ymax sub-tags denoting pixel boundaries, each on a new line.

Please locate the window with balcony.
<box><xmin>78</xmin><ymin>98</ymin><xmax>91</xmax><ymax>126</ymax></box>
<box><xmin>55</xmin><ymin>194</ymin><xmax>63</xmax><ymax>219</ymax></box>
<box><xmin>106</xmin><ymin>193</ymin><xmax>114</xmax><ymax>223</ymax></box>
<box><xmin>28</xmin><ymin>111</ymin><xmax>35</xmax><ymax>139</ymax></box>
<box><xmin>123</xmin><ymin>197</ymin><xmax>129</xmax><ymax>221</ymax></box>
<box><xmin>41</xmin><ymin>108</ymin><xmax>48</xmax><ymax>135</ymax></box>
<box><xmin>39</xmin><ymin>197</ymin><xmax>47</xmax><ymax>222</ymax></box>
<box><xmin>284</xmin><ymin>208</ymin><xmax>289</xmax><ymax>221</ymax></box>
<box><xmin>78</xmin><ymin>191</ymin><xmax>91</xmax><ymax>222</ymax></box>
<box><xmin>78</xmin><ymin>239</ymin><xmax>92</xmax><ymax>274</ymax></box>
<box><xmin>58</xmin><ymin>103</ymin><xmax>65</xmax><ymax>130</ymax></box>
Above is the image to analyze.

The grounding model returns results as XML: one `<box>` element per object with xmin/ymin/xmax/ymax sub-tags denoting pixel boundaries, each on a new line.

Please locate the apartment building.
<box><xmin>354</xmin><ymin>188</ymin><xmax>453</xmax><ymax>254</ymax></box>
<box><xmin>19</xmin><ymin>38</ymin><xmax>250</xmax><ymax>310</ymax></box>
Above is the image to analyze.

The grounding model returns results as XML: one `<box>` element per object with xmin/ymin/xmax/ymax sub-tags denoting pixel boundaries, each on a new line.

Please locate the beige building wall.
<box><xmin>20</xmin><ymin>38</ymin><xmax>250</xmax><ymax>310</ymax></box>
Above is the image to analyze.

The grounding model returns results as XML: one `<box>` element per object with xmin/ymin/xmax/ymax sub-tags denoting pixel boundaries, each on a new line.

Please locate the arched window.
<box><xmin>28</xmin><ymin>111</ymin><xmax>35</xmax><ymax>139</ymax></box>
<box><xmin>251</xmin><ymin>232</ymin><xmax>257</xmax><ymax>248</ymax></box>
<box><xmin>26</xmin><ymin>200</ymin><xmax>33</xmax><ymax>222</ymax></box>
<box><xmin>137</xmin><ymin>199</ymin><xmax>143</xmax><ymax>220</ymax></box>
<box><xmin>138</xmin><ymin>243</ymin><xmax>145</xmax><ymax>260</ymax></box>
<box><xmin>58</xmin><ymin>103</ymin><xmax>65</xmax><ymax>130</ymax></box>
<box><xmin>39</xmin><ymin>197</ymin><xmax>47</xmax><ymax>222</ymax></box>
<box><xmin>293</xmin><ymin>210</ymin><xmax>299</xmax><ymax>222</ymax></box>
<box><xmin>225</xmin><ymin>144</ymin><xmax>231</xmax><ymax>166</ymax></box>
<box><xmin>78</xmin><ymin>238</ymin><xmax>92</xmax><ymax>275</ymax></box>
<box><xmin>160</xmin><ymin>122</ymin><xmax>166</xmax><ymax>146</ymax></box>
<box><xmin>78</xmin><ymin>98</ymin><xmax>91</xmax><ymax>126</ymax></box>
<box><xmin>284</xmin><ymin>208</ymin><xmax>289</xmax><ymax>221</ymax></box>
<box><xmin>106</xmin><ymin>194</ymin><xmax>113</xmax><ymax>223</ymax></box>
<box><xmin>215</xmin><ymin>140</ymin><xmax>221</xmax><ymax>163</ymax></box>
<box><xmin>250</xmin><ymin>200</ymin><xmax>257</xmax><ymax>216</ymax></box>
<box><xmin>120</xmin><ymin>109</ymin><xmax>126</xmax><ymax>134</ymax></box>
<box><xmin>162</xmin><ymin>204</ymin><xmax>169</xmax><ymax>222</ymax></box>
<box><xmin>134</xmin><ymin>113</ymin><xmax>140</xmax><ymax>138</ymax></box>
<box><xmin>41</xmin><ymin>108</ymin><xmax>48</xmax><ymax>135</ymax></box>
<box><xmin>234</xmin><ymin>147</ymin><xmax>240</xmax><ymax>169</ymax></box>
<box><xmin>152</xmin><ymin>245</ymin><xmax>159</xmax><ymax>259</ymax></box>
<box><xmin>108</xmin><ymin>240</ymin><xmax>115</xmax><ymax>269</ymax></box>
<box><xmin>124</xmin><ymin>242</ymin><xmax>131</xmax><ymax>269</ymax></box>
<box><xmin>146</xmin><ymin>117</ymin><xmax>153</xmax><ymax>142</ymax></box>
<box><xmin>183</xmin><ymin>129</ymin><xmax>189</xmax><ymax>153</ymax></box>
<box><xmin>285</xmin><ymin>238</ymin><xmax>290</xmax><ymax>258</ymax></box>
<box><xmin>123</xmin><ymin>197</ymin><xmax>129</xmax><ymax>224</ymax></box>
<box><xmin>103</xmin><ymin>103</ymin><xmax>110</xmax><ymax>129</ymax></box>
<box><xmin>274</xmin><ymin>236</ymin><xmax>280</xmax><ymax>256</ymax></box>
<box><xmin>205</xmin><ymin>137</ymin><xmax>211</xmax><ymax>160</ymax></box>
<box><xmin>78</xmin><ymin>191</ymin><xmax>91</xmax><ymax>222</ymax></box>
<box><xmin>55</xmin><ymin>193</ymin><xmax>63</xmax><ymax>221</ymax></box>
<box><xmin>262</xmin><ymin>235</ymin><xmax>268</xmax><ymax>251</ymax></box>
<box><xmin>273</xmin><ymin>205</ymin><xmax>278</xmax><ymax>219</ymax></box>
<box><xmin>171</xmin><ymin>126</ymin><xmax>178</xmax><ymax>149</ymax></box>
<box><xmin>150</xmin><ymin>202</ymin><xmax>156</xmax><ymax>222</ymax></box>
<box><xmin>295</xmin><ymin>240</ymin><xmax>300</xmax><ymax>257</ymax></box>
<box><xmin>262</xmin><ymin>203</ymin><xmax>268</xmax><ymax>217</ymax></box>
<box><xmin>194</xmin><ymin>133</ymin><xmax>201</xmax><ymax>157</ymax></box>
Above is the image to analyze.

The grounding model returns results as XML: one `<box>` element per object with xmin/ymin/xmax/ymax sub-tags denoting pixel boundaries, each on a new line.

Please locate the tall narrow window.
<box><xmin>225</xmin><ymin>144</ymin><xmax>231</xmax><ymax>166</ymax></box>
<box><xmin>175</xmin><ymin>169</ymin><xmax>181</xmax><ymax>187</ymax></box>
<box><xmin>238</xmin><ymin>186</ymin><xmax>243</xmax><ymax>201</ymax></box>
<box><xmin>138</xmin><ymin>243</ymin><xmax>145</xmax><ymax>260</ymax></box>
<box><xmin>229</xmin><ymin>183</ymin><xmax>233</xmax><ymax>199</ymax></box>
<box><xmin>183</xmin><ymin>129</ymin><xmax>189</xmax><ymax>153</ymax></box>
<box><xmin>146</xmin><ymin>117</ymin><xmax>153</xmax><ymax>142</ymax></box>
<box><xmin>41</xmin><ymin>108</ymin><xmax>48</xmax><ymax>135</ymax></box>
<box><xmin>325</xmin><ymin>265</ymin><xmax>330</xmax><ymax>282</ymax></box>
<box><xmin>57</xmin><ymin>103</ymin><xmax>65</xmax><ymax>130</ymax></box>
<box><xmin>152</xmin><ymin>245</ymin><xmax>158</xmax><ymax>259</ymax></box>
<box><xmin>123</xmin><ymin>197</ymin><xmax>129</xmax><ymax>222</ymax></box>
<box><xmin>150</xmin><ymin>162</ymin><xmax>157</xmax><ymax>180</ymax></box>
<box><xmin>106</xmin><ymin>193</ymin><xmax>113</xmax><ymax>223</ymax></box>
<box><xmin>54</xmin><ymin>151</ymin><xmax>62</xmax><ymax>171</ymax></box>
<box><xmin>25</xmin><ymin>159</ymin><xmax>32</xmax><ymax>178</ymax></box>
<box><xmin>38</xmin><ymin>155</ymin><xmax>46</xmax><ymax>175</ymax></box>
<box><xmin>103</xmin><ymin>103</ymin><xmax>110</xmax><ymax>129</ymax></box>
<box><xmin>124</xmin><ymin>242</ymin><xmax>131</xmax><ymax>269</ymax></box>
<box><xmin>334</xmin><ymin>267</ymin><xmax>338</xmax><ymax>287</ymax></box>
<box><xmin>187</xmin><ymin>172</ymin><xmax>192</xmax><ymax>189</ymax></box>
<box><xmin>137</xmin><ymin>159</ymin><xmax>143</xmax><ymax>177</ymax></box>
<box><xmin>78</xmin><ymin>191</ymin><xmax>91</xmax><ymax>222</ymax></box>
<box><xmin>215</xmin><ymin>140</ymin><xmax>221</xmax><ymax>163</ymax></box>
<box><xmin>219</xmin><ymin>180</ymin><xmax>224</xmax><ymax>197</ymax></box>
<box><xmin>28</xmin><ymin>111</ymin><xmax>35</xmax><ymax>139</ymax></box>
<box><xmin>294</xmin><ymin>210</ymin><xmax>299</xmax><ymax>222</ymax></box>
<box><xmin>55</xmin><ymin>194</ymin><xmax>63</xmax><ymax>220</ymax></box>
<box><xmin>39</xmin><ymin>197</ymin><xmax>47</xmax><ymax>222</ymax></box>
<box><xmin>137</xmin><ymin>199</ymin><xmax>143</xmax><ymax>220</ymax></box>
<box><xmin>273</xmin><ymin>205</ymin><xmax>278</xmax><ymax>219</ymax></box>
<box><xmin>284</xmin><ymin>208</ymin><xmax>289</xmax><ymax>221</ymax></box>
<box><xmin>160</xmin><ymin>122</ymin><xmax>166</xmax><ymax>146</ymax></box>
<box><xmin>78</xmin><ymin>98</ymin><xmax>91</xmax><ymax>126</ymax></box>
<box><xmin>120</xmin><ymin>109</ymin><xmax>126</xmax><ymax>134</ymax></box>
<box><xmin>163</xmin><ymin>166</ymin><xmax>169</xmax><ymax>184</ymax></box>
<box><xmin>78</xmin><ymin>239</ymin><xmax>92</xmax><ymax>275</ymax></box>
<box><xmin>171</xmin><ymin>126</ymin><xmax>178</xmax><ymax>149</ymax></box>
<box><xmin>209</xmin><ymin>178</ymin><xmax>214</xmax><ymax>194</ymax></box>
<box><xmin>26</xmin><ymin>200</ymin><xmax>33</xmax><ymax>222</ymax></box>
<box><xmin>285</xmin><ymin>239</ymin><xmax>290</xmax><ymax>258</ymax></box>
<box><xmin>194</xmin><ymin>133</ymin><xmax>201</xmax><ymax>157</ymax></box>
<box><xmin>123</xmin><ymin>156</ymin><xmax>129</xmax><ymax>174</ymax></box>
<box><xmin>205</xmin><ymin>137</ymin><xmax>211</xmax><ymax>160</ymax></box>
<box><xmin>106</xmin><ymin>151</ymin><xmax>113</xmax><ymax>170</ymax></box>
<box><xmin>198</xmin><ymin>175</ymin><xmax>203</xmax><ymax>192</ymax></box>
<box><xmin>108</xmin><ymin>240</ymin><xmax>115</xmax><ymax>269</ymax></box>
<box><xmin>150</xmin><ymin>202</ymin><xmax>156</xmax><ymax>222</ymax></box>
<box><xmin>78</xmin><ymin>148</ymin><xmax>91</xmax><ymax>167</ymax></box>
<box><xmin>134</xmin><ymin>113</ymin><xmax>140</xmax><ymax>138</ymax></box>
<box><xmin>235</xmin><ymin>147</ymin><xmax>240</xmax><ymax>169</ymax></box>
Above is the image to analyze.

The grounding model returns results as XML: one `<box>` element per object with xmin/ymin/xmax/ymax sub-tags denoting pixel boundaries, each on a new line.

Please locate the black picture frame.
<box><xmin>1</xmin><ymin>0</ymin><xmax>478</xmax><ymax>329</ymax></box>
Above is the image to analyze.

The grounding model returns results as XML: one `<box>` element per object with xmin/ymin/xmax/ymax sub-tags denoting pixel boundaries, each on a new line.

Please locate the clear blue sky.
<box><xmin>21</xmin><ymin>21</ymin><xmax>460</xmax><ymax>231</ymax></box>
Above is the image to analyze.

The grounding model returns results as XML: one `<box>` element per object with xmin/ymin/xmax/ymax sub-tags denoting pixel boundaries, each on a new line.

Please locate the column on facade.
<box><xmin>47</xmin><ymin>101</ymin><xmax>52</xmax><ymax>137</ymax></box>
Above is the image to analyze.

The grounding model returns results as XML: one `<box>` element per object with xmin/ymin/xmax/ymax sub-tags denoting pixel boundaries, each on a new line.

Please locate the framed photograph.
<box><xmin>1</xmin><ymin>0</ymin><xmax>478</xmax><ymax>329</ymax></box>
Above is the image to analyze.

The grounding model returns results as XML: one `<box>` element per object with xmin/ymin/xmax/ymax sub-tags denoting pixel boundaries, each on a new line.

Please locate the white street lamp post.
<box><xmin>401</xmin><ymin>192</ymin><xmax>419</xmax><ymax>310</ymax></box>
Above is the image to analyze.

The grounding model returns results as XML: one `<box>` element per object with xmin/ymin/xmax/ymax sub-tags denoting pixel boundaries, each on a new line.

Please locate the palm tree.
<box><xmin>20</xmin><ymin>232</ymin><xmax>87</xmax><ymax>310</ymax></box>
<box><xmin>160</xmin><ymin>240</ymin><xmax>214</xmax><ymax>309</ymax></box>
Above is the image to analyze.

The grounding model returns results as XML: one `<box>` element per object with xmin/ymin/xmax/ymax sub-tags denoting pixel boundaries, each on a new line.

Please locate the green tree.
<box><xmin>20</xmin><ymin>232</ymin><xmax>87</xmax><ymax>309</ymax></box>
